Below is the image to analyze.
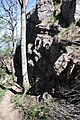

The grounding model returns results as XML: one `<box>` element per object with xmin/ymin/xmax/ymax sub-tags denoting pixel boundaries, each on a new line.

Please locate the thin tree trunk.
<box><xmin>11</xmin><ymin>29</ymin><xmax>15</xmax><ymax>81</ymax></box>
<box><xmin>21</xmin><ymin>0</ymin><xmax>30</xmax><ymax>94</ymax></box>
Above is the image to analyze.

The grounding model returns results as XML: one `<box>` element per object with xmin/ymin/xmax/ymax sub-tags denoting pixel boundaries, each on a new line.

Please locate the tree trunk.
<box><xmin>11</xmin><ymin>29</ymin><xmax>16</xmax><ymax>81</ymax></box>
<box><xmin>21</xmin><ymin>0</ymin><xmax>30</xmax><ymax>93</ymax></box>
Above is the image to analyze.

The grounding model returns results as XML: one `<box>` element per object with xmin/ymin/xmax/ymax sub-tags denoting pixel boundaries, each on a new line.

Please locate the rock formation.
<box><xmin>26</xmin><ymin>0</ymin><xmax>67</xmax><ymax>94</ymax></box>
<box><xmin>14</xmin><ymin>0</ymin><xmax>80</xmax><ymax>101</ymax></box>
<box><xmin>61</xmin><ymin>0</ymin><xmax>80</xmax><ymax>24</ymax></box>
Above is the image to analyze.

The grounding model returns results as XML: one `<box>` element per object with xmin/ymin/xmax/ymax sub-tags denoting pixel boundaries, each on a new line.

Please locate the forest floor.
<box><xmin>0</xmin><ymin>87</ymin><xmax>23</xmax><ymax>120</ymax></box>
<box><xmin>0</xmin><ymin>85</ymin><xmax>80</xmax><ymax>120</ymax></box>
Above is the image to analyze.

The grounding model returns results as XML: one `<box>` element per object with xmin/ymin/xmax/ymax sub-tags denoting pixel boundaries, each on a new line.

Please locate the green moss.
<box><xmin>0</xmin><ymin>66</ymin><xmax>13</xmax><ymax>85</ymax></box>
<box><xmin>50</xmin><ymin>16</ymin><xmax>56</xmax><ymax>24</ymax></box>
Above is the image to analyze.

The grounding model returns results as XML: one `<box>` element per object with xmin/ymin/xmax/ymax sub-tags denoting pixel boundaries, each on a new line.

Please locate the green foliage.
<box><xmin>54</xmin><ymin>2</ymin><xmax>61</xmax><ymax>10</ymax></box>
<box><xmin>0</xmin><ymin>88</ymin><xmax>7</xmax><ymax>101</ymax></box>
<box><xmin>58</xmin><ymin>22</ymin><xmax>76</xmax><ymax>38</ymax></box>
<box><xmin>50</xmin><ymin>16</ymin><xmax>56</xmax><ymax>24</ymax></box>
<box><xmin>66</xmin><ymin>22</ymin><xmax>76</xmax><ymax>30</ymax></box>
<box><xmin>12</xmin><ymin>94</ymin><xmax>23</xmax><ymax>111</ymax></box>
<box><xmin>0</xmin><ymin>67</ymin><xmax>5</xmax><ymax>77</ymax></box>
<box><xmin>27</xmin><ymin>106</ymin><xmax>40</xmax><ymax>120</ymax></box>
<box><xmin>0</xmin><ymin>33</ymin><xmax>12</xmax><ymax>51</ymax></box>
<box><xmin>25</xmin><ymin>104</ymin><xmax>50</xmax><ymax>120</ymax></box>
<box><xmin>50</xmin><ymin>1</ymin><xmax>61</xmax><ymax>25</ymax></box>
<box><xmin>0</xmin><ymin>66</ymin><xmax>13</xmax><ymax>85</ymax></box>
<box><xmin>13</xmin><ymin>94</ymin><xmax>58</xmax><ymax>120</ymax></box>
<box><xmin>26</xmin><ymin>102</ymin><xmax>58</xmax><ymax>120</ymax></box>
<box><xmin>0</xmin><ymin>17</ymin><xmax>3</xmax><ymax>24</ymax></box>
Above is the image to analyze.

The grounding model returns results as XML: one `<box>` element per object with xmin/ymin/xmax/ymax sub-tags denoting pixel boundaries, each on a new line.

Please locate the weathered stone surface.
<box><xmin>37</xmin><ymin>0</ymin><xmax>54</xmax><ymax>22</ymax></box>
<box><xmin>14</xmin><ymin>0</ymin><xmax>80</xmax><ymax>96</ymax></box>
<box><xmin>74</xmin><ymin>0</ymin><xmax>80</xmax><ymax>22</ymax></box>
<box><xmin>26</xmin><ymin>0</ymin><xmax>69</xmax><ymax>94</ymax></box>
<box><xmin>54</xmin><ymin>53</ymin><xmax>71</xmax><ymax>75</ymax></box>
<box><xmin>61</xmin><ymin>0</ymin><xmax>80</xmax><ymax>24</ymax></box>
<box><xmin>42</xmin><ymin>92</ymin><xmax>53</xmax><ymax>102</ymax></box>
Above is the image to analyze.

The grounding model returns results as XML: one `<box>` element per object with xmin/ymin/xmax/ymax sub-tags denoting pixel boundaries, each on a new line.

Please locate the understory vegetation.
<box><xmin>12</xmin><ymin>92</ymin><xmax>80</xmax><ymax>120</ymax></box>
<box><xmin>13</xmin><ymin>94</ymin><xmax>58</xmax><ymax>120</ymax></box>
<box><xmin>0</xmin><ymin>88</ymin><xmax>7</xmax><ymax>101</ymax></box>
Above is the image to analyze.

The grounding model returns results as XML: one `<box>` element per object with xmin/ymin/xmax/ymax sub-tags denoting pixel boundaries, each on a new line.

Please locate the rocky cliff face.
<box><xmin>14</xmin><ymin>0</ymin><xmax>80</xmax><ymax>97</ymax></box>
<box><xmin>61</xmin><ymin>0</ymin><xmax>80</xmax><ymax>24</ymax></box>
<box><xmin>27</xmin><ymin>0</ymin><xmax>54</xmax><ymax>44</ymax></box>
<box><xmin>27</xmin><ymin>0</ymin><xmax>62</xmax><ymax>94</ymax></box>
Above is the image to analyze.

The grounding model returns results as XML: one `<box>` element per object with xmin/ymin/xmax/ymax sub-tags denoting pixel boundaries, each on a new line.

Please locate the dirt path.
<box><xmin>0</xmin><ymin>90</ymin><xmax>22</xmax><ymax>120</ymax></box>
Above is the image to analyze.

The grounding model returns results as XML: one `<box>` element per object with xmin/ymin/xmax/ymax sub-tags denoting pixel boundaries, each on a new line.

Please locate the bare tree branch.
<box><xmin>18</xmin><ymin>0</ymin><xmax>22</xmax><ymax>7</ymax></box>
<box><xmin>1</xmin><ymin>0</ymin><xmax>9</xmax><ymax>13</ymax></box>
